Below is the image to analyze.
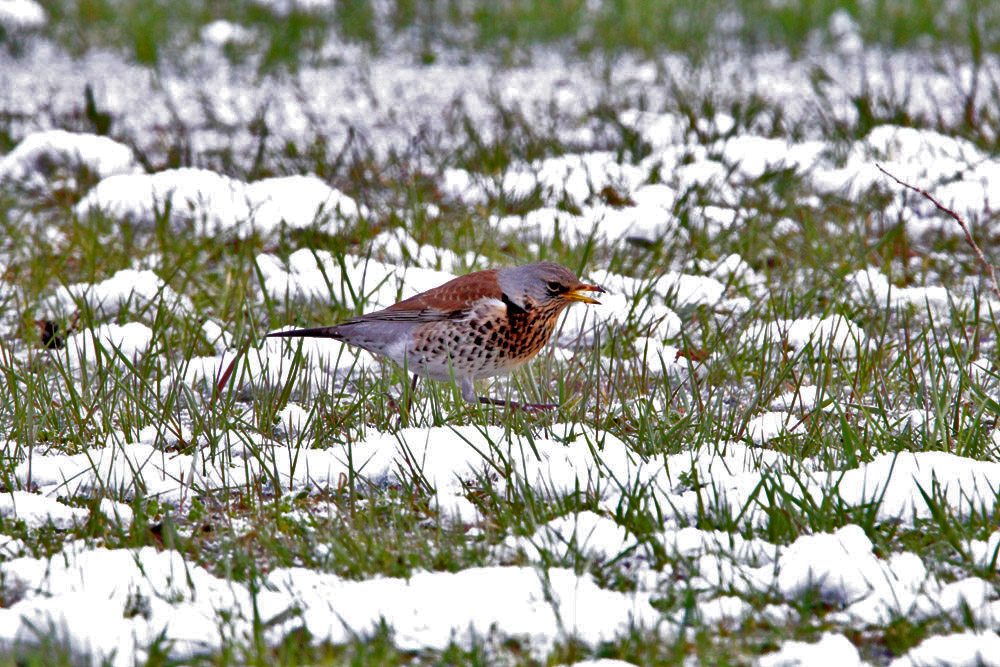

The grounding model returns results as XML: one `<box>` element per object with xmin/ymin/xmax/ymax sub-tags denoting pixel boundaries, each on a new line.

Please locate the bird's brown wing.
<box><xmin>344</xmin><ymin>269</ymin><xmax>503</xmax><ymax>324</ymax></box>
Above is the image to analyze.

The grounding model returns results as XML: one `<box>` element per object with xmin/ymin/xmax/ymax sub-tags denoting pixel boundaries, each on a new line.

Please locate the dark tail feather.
<box><xmin>266</xmin><ymin>325</ymin><xmax>343</xmax><ymax>339</ymax></box>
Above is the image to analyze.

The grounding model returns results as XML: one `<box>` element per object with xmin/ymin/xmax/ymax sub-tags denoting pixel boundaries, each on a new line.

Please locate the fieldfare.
<box><xmin>267</xmin><ymin>262</ymin><xmax>604</xmax><ymax>409</ymax></box>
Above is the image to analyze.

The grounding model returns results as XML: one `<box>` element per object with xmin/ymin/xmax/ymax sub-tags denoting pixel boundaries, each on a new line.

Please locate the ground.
<box><xmin>1</xmin><ymin>1</ymin><xmax>1000</xmax><ymax>665</ymax></box>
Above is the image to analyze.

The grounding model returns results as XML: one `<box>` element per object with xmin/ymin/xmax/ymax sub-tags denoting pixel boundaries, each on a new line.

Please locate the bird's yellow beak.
<box><xmin>563</xmin><ymin>284</ymin><xmax>605</xmax><ymax>305</ymax></box>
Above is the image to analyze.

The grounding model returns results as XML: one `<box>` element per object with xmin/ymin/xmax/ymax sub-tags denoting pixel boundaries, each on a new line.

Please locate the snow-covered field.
<box><xmin>1</xmin><ymin>3</ymin><xmax>1000</xmax><ymax>665</ymax></box>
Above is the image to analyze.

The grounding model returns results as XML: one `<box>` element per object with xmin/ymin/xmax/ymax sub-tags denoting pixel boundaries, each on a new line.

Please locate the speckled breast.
<box><xmin>406</xmin><ymin>300</ymin><xmax>565</xmax><ymax>381</ymax></box>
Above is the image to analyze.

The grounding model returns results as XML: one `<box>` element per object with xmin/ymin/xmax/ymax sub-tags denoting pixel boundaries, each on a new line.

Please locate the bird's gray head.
<box><xmin>496</xmin><ymin>262</ymin><xmax>605</xmax><ymax>311</ymax></box>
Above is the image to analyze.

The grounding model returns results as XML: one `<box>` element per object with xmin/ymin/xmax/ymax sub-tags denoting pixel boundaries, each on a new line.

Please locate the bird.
<box><xmin>266</xmin><ymin>262</ymin><xmax>605</xmax><ymax>409</ymax></box>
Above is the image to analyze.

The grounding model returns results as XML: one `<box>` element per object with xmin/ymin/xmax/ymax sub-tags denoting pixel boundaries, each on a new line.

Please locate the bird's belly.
<box><xmin>401</xmin><ymin>333</ymin><xmax>504</xmax><ymax>381</ymax></box>
<box><xmin>401</xmin><ymin>315</ymin><xmax>553</xmax><ymax>382</ymax></box>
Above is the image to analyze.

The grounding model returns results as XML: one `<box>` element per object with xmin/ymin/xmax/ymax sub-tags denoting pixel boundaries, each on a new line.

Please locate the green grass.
<box><xmin>3</xmin><ymin>135</ymin><xmax>998</xmax><ymax>663</ymax></box>
<box><xmin>2</xmin><ymin>2</ymin><xmax>1000</xmax><ymax>665</ymax></box>
<box><xmin>28</xmin><ymin>0</ymin><xmax>1000</xmax><ymax>67</ymax></box>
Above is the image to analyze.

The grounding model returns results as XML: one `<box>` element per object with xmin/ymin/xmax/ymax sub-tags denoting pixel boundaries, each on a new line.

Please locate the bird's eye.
<box><xmin>546</xmin><ymin>280</ymin><xmax>563</xmax><ymax>293</ymax></box>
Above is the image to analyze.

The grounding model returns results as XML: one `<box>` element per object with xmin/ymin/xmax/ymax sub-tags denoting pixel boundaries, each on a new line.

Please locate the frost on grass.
<box><xmin>75</xmin><ymin>169</ymin><xmax>365</xmax><ymax>237</ymax></box>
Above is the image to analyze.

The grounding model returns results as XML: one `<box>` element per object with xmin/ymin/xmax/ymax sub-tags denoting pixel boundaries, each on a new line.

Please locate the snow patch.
<box><xmin>0</xmin><ymin>130</ymin><xmax>138</xmax><ymax>191</ymax></box>
<box><xmin>76</xmin><ymin>169</ymin><xmax>364</xmax><ymax>238</ymax></box>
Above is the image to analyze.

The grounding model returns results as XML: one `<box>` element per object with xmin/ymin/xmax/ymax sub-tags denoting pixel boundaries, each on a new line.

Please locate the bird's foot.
<box><xmin>477</xmin><ymin>396</ymin><xmax>557</xmax><ymax>411</ymax></box>
<box><xmin>381</xmin><ymin>392</ymin><xmax>400</xmax><ymax>413</ymax></box>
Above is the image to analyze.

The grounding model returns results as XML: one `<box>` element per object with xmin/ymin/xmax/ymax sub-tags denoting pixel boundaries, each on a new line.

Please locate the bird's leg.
<box><xmin>462</xmin><ymin>377</ymin><xmax>556</xmax><ymax>411</ymax></box>
<box><xmin>406</xmin><ymin>374</ymin><xmax>419</xmax><ymax>416</ymax></box>
<box><xmin>460</xmin><ymin>377</ymin><xmax>478</xmax><ymax>404</ymax></box>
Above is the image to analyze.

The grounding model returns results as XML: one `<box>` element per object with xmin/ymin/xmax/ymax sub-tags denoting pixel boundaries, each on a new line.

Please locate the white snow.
<box><xmin>40</xmin><ymin>268</ymin><xmax>192</xmax><ymax>319</ymax></box>
<box><xmin>255</xmin><ymin>248</ymin><xmax>454</xmax><ymax>311</ymax></box>
<box><xmin>577</xmin><ymin>441</ymin><xmax>1000</xmax><ymax>536</ymax></box>
<box><xmin>499</xmin><ymin>511</ymin><xmax>638</xmax><ymax>562</ymax></box>
<box><xmin>889</xmin><ymin>631</ymin><xmax>1000</xmax><ymax>667</ymax></box>
<box><xmin>445</xmin><ymin>153</ymin><xmax>646</xmax><ymax>211</ymax></box>
<box><xmin>633</xmin><ymin>337</ymin><xmax>689</xmax><ymax>378</ymax></box>
<box><xmin>655</xmin><ymin>272</ymin><xmax>727</xmax><ymax>308</ymax></box>
<box><xmin>770</xmin><ymin>385</ymin><xmax>821</xmax><ymax>412</ymax></box>
<box><xmin>0</xmin><ymin>491</ymin><xmax>88</xmax><ymax>529</ymax></box>
<box><xmin>969</xmin><ymin>531</ymin><xmax>1000</xmax><ymax>569</ymax></box>
<box><xmin>775</xmin><ymin>525</ymin><xmax>909</xmax><ymax>606</ymax></box>
<box><xmin>0</xmin><ymin>543</ymin><xmax>661</xmax><ymax>665</ymax></box>
<box><xmin>758</xmin><ymin>632</ymin><xmax>863</xmax><ymax>667</ymax></box>
<box><xmin>846</xmin><ymin>268</ymin><xmax>967</xmax><ymax>314</ymax></box>
<box><xmin>0</xmin><ymin>535</ymin><xmax>24</xmax><ymax>558</ymax></box>
<box><xmin>618</xmin><ymin>109</ymin><xmax>686</xmax><ymax>150</ymax></box>
<box><xmin>3</xmin><ymin>22</ymin><xmax>1000</xmax><ymax>667</ymax></box>
<box><xmin>491</xmin><ymin>207</ymin><xmax>598</xmax><ymax>245</ymax></box>
<box><xmin>487</xmin><ymin>177</ymin><xmax>677</xmax><ymax>246</ymax></box>
<box><xmin>0</xmin><ymin>130</ymin><xmax>138</xmax><ymax>191</ymax></box>
<box><xmin>188</xmin><ymin>333</ymin><xmax>382</xmax><ymax>393</ymax></box>
<box><xmin>61</xmin><ymin>322</ymin><xmax>154</xmax><ymax>370</ymax></box>
<box><xmin>0</xmin><ymin>0</ymin><xmax>45</xmax><ymax>31</ymax></box>
<box><xmin>11</xmin><ymin>417</ymin><xmax>997</xmax><ymax>661</ymax></box>
<box><xmin>97</xmin><ymin>498</ymin><xmax>135</xmax><ymax>526</ymax></box>
<box><xmin>9</xmin><ymin>424</ymin><xmax>631</xmax><ymax>525</ymax></box>
<box><xmin>554</xmin><ymin>289</ymin><xmax>631</xmax><ymax>347</ymax></box>
<box><xmin>249</xmin><ymin>0</ymin><xmax>334</xmax><ymax>16</ymax></box>
<box><xmin>716</xmin><ymin>135</ymin><xmax>827</xmax><ymax>180</ymax></box>
<box><xmin>369</xmin><ymin>227</ymin><xmax>471</xmax><ymax>274</ymax></box>
<box><xmin>269</xmin><ymin>564</ymin><xmax>662</xmax><ymax>655</ymax></box>
<box><xmin>76</xmin><ymin>169</ymin><xmax>364</xmax><ymax>237</ymax></box>
<box><xmin>499</xmin><ymin>510</ymin><xmax>1000</xmax><ymax>636</ymax></box>
<box><xmin>811</xmin><ymin>125</ymin><xmax>1000</xmax><ymax>238</ymax></box>
<box><xmin>741</xmin><ymin>314</ymin><xmax>869</xmax><ymax>358</ymax></box>
<box><xmin>745</xmin><ymin>411</ymin><xmax>805</xmax><ymax>444</ymax></box>
<box><xmin>199</xmin><ymin>20</ymin><xmax>253</xmax><ymax>47</ymax></box>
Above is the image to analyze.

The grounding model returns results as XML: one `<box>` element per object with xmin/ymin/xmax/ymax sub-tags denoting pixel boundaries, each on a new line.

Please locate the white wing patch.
<box><xmin>469</xmin><ymin>297</ymin><xmax>506</xmax><ymax>320</ymax></box>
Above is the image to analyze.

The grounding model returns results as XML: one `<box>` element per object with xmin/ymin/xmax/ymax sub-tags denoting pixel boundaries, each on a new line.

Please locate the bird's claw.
<box><xmin>477</xmin><ymin>397</ymin><xmax>557</xmax><ymax>411</ymax></box>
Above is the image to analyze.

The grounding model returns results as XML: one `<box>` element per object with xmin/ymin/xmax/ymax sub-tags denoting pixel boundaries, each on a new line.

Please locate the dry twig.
<box><xmin>876</xmin><ymin>163</ymin><xmax>1000</xmax><ymax>302</ymax></box>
